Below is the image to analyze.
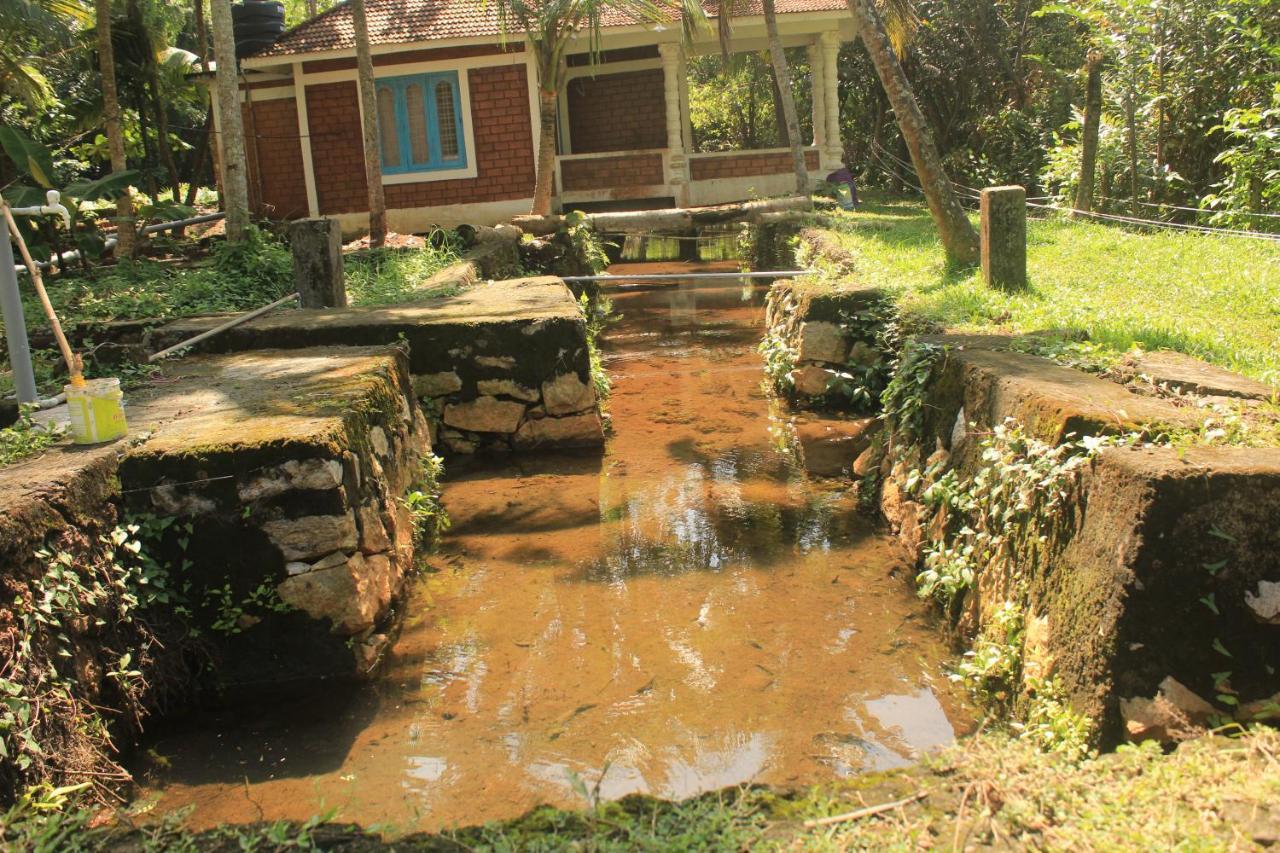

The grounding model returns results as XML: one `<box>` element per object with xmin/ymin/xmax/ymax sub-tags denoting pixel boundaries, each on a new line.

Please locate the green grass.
<box><xmin>820</xmin><ymin>196</ymin><xmax>1280</xmax><ymax>384</ymax></box>
<box><xmin>8</xmin><ymin>729</ymin><xmax>1278</xmax><ymax>850</ymax></box>
<box><xmin>343</xmin><ymin>242</ymin><xmax>464</xmax><ymax>307</ymax></box>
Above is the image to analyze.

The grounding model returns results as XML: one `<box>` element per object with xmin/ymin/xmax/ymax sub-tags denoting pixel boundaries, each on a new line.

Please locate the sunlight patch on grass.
<box><xmin>823</xmin><ymin>199</ymin><xmax>1280</xmax><ymax>384</ymax></box>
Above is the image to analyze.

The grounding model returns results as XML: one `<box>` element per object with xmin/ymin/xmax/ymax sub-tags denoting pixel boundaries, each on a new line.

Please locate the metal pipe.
<box><xmin>560</xmin><ymin>270</ymin><xmax>814</xmax><ymax>283</ymax></box>
<box><xmin>148</xmin><ymin>291</ymin><xmax>299</xmax><ymax>363</ymax></box>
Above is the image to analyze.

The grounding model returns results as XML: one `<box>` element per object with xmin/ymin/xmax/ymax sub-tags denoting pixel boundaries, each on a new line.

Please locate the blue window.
<box><xmin>375</xmin><ymin>72</ymin><xmax>467</xmax><ymax>174</ymax></box>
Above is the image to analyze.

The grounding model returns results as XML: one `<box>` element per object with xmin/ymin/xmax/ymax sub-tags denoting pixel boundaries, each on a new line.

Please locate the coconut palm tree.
<box><xmin>760</xmin><ymin>0</ymin><xmax>807</xmax><ymax>195</ymax></box>
<box><xmin>0</xmin><ymin>0</ymin><xmax>88</xmax><ymax>107</ymax></box>
<box><xmin>351</xmin><ymin>0</ymin><xmax>387</xmax><ymax>246</ymax></box>
<box><xmin>210</xmin><ymin>0</ymin><xmax>250</xmax><ymax>243</ymax></box>
<box><xmin>846</xmin><ymin>0</ymin><xmax>979</xmax><ymax>266</ymax></box>
<box><xmin>492</xmin><ymin>0</ymin><xmax>706</xmax><ymax>216</ymax></box>
<box><xmin>95</xmin><ymin>0</ymin><xmax>138</xmax><ymax>257</ymax></box>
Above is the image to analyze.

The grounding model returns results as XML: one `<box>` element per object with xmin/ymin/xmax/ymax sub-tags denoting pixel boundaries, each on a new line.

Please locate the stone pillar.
<box><xmin>658</xmin><ymin>43</ymin><xmax>690</xmax><ymax>203</ymax></box>
<box><xmin>820</xmin><ymin>31</ymin><xmax>843</xmax><ymax>172</ymax></box>
<box><xmin>980</xmin><ymin>185</ymin><xmax>1028</xmax><ymax>292</ymax></box>
<box><xmin>289</xmin><ymin>217</ymin><xmax>347</xmax><ymax>308</ymax></box>
<box><xmin>808</xmin><ymin>42</ymin><xmax>826</xmax><ymax>150</ymax></box>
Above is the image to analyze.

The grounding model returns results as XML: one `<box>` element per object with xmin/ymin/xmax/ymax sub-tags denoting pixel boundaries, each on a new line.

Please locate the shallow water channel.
<box><xmin>133</xmin><ymin>263</ymin><xmax>973</xmax><ymax>832</ymax></box>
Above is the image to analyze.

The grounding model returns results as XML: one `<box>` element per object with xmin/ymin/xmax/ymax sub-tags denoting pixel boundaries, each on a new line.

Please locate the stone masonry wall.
<box><xmin>120</xmin><ymin>346</ymin><xmax>433</xmax><ymax>682</ymax></box>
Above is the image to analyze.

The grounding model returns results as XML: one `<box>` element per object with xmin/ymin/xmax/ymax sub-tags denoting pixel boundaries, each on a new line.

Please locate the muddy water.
<box><xmin>133</xmin><ymin>262</ymin><xmax>972</xmax><ymax>833</ymax></box>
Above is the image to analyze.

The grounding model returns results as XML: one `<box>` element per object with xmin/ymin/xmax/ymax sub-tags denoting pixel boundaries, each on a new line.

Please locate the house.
<box><xmin>219</xmin><ymin>0</ymin><xmax>855</xmax><ymax>233</ymax></box>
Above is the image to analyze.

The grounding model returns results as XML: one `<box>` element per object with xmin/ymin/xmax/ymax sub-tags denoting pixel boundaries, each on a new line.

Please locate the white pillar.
<box><xmin>808</xmin><ymin>42</ymin><xmax>825</xmax><ymax>150</ymax></box>
<box><xmin>658</xmin><ymin>43</ymin><xmax>690</xmax><ymax>202</ymax></box>
<box><xmin>820</xmin><ymin>31</ymin><xmax>843</xmax><ymax>170</ymax></box>
<box><xmin>293</xmin><ymin>62</ymin><xmax>319</xmax><ymax>218</ymax></box>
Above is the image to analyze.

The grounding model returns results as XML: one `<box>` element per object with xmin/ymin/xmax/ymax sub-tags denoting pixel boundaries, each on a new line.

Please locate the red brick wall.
<box><xmin>689</xmin><ymin>149</ymin><xmax>820</xmax><ymax>181</ymax></box>
<box><xmin>242</xmin><ymin>97</ymin><xmax>309</xmax><ymax>219</ymax></box>
<box><xmin>560</xmin><ymin>153</ymin><xmax>664</xmax><ymax>191</ymax></box>
<box><xmin>304</xmin><ymin>64</ymin><xmax>536</xmax><ymax>216</ymax></box>
<box><xmin>305</xmin><ymin>81</ymin><xmax>366</xmax><ymax>214</ymax></box>
<box><xmin>567</xmin><ymin>69</ymin><xmax>666</xmax><ymax>154</ymax></box>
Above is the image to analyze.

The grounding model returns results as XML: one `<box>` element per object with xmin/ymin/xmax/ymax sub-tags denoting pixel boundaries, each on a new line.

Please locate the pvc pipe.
<box><xmin>561</xmin><ymin>270</ymin><xmax>814</xmax><ymax>283</ymax></box>
<box><xmin>148</xmin><ymin>291</ymin><xmax>299</xmax><ymax>363</ymax></box>
<box><xmin>0</xmin><ymin>225</ymin><xmax>38</xmax><ymax>402</ymax></box>
<box><xmin>15</xmin><ymin>211</ymin><xmax>227</xmax><ymax>274</ymax></box>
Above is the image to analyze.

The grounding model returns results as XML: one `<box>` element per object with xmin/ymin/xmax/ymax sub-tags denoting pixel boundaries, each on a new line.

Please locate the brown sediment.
<box><xmin>132</xmin><ymin>265</ymin><xmax>973</xmax><ymax>832</ymax></box>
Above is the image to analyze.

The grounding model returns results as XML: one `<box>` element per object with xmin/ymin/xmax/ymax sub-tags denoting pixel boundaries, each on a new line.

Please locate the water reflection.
<box><xmin>133</xmin><ymin>264</ymin><xmax>972</xmax><ymax>833</ymax></box>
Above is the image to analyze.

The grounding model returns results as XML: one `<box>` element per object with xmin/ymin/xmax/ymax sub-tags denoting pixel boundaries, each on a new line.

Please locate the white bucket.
<box><xmin>65</xmin><ymin>377</ymin><xmax>128</xmax><ymax>445</ymax></box>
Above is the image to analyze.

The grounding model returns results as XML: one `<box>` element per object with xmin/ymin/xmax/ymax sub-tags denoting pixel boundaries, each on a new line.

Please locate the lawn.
<box><xmin>0</xmin><ymin>230</ymin><xmax>462</xmax><ymax>397</ymax></box>
<box><xmin>819</xmin><ymin>196</ymin><xmax>1280</xmax><ymax>384</ymax></box>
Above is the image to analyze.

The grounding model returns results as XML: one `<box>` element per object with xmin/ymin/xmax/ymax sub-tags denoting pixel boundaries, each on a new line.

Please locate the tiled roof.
<box><xmin>253</xmin><ymin>0</ymin><xmax>847</xmax><ymax>60</ymax></box>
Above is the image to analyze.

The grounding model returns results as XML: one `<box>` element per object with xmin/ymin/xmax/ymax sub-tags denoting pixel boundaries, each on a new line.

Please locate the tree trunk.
<box><xmin>1125</xmin><ymin>83</ymin><xmax>1139</xmax><ymax>217</ymax></box>
<box><xmin>351</xmin><ymin>0</ymin><xmax>386</xmax><ymax>247</ymax></box>
<box><xmin>194</xmin><ymin>0</ymin><xmax>209</xmax><ymax>69</ymax></box>
<box><xmin>532</xmin><ymin>87</ymin><xmax>558</xmax><ymax>216</ymax></box>
<box><xmin>211</xmin><ymin>0</ymin><xmax>250</xmax><ymax>242</ymax></box>
<box><xmin>767</xmin><ymin>63</ymin><xmax>789</xmax><ymax>147</ymax></box>
<box><xmin>149</xmin><ymin>70</ymin><xmax>183</xmax><ymax>201</ymax></box>
<box><xmin>846</xmin><ymin>0</ymin><xmax>978</xmax><ymax>266</ymax></box>
<box><xmin>763</xmin><ymin>0</ymin><xmax>808</xmax><ymax>196</ymax></box>
<box><xmin>185</xmin><ymin>111</ymin><xmax>213</xmax><ymax>206</ymax></box>
<box><xmin>1073</xmin><ymin>49</ymin><xmax>1103</xmax><ymax>214</ymax></box>
<box><xmin>96</xmin><ymin>0</ymin><xmax>136</xmax><ymax>258</ymax></box>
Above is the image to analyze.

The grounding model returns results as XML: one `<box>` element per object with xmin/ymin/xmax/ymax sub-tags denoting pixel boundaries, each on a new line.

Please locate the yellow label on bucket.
<box><xmin>65</xmin><ymin>377</ymin><xmax>127</xmax><ymax>444</ymax></box>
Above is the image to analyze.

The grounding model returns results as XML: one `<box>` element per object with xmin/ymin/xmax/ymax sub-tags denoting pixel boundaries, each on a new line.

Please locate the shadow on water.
<box><xmin>131</xmin><ymin>262</ymin><xmax>974</xmax><ymax>834</ymax></box>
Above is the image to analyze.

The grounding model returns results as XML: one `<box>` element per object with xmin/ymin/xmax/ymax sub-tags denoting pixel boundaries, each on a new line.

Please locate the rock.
<box><xmin>441</xmin><ymin>429</ymin><xmax>478</xmax><ymax>454</ymax></box>
<box><xmin>847</xmin><ymin>341</ymin><xmax>880</xmax><ymax>367</ymax></box>
<box><xmin>1123</xmin><ymin>350</ymin><xmax>1278</xmax><ymax>400</ymax></box>
<box><xmin>478</xmin><ymin>378</ymin><xmax>540</xmax><ymax>402</ymax></box>
<box><xmin>150</xmin><ymin>484</ymin><xmax>217</xmax><ymax>516</ymax></box>
<box><xmin>795</xmin><ymin>417</ymin><xmax>879</xmax><ymax>476</ymax></box>
<box><xmin>276</xmin><ymin>552</ymin><xmax>378</xmax><ymax>634</ymax></box>
<box><xmin>542</xmin><ymin>372</ymin><xmax>596</xmax><ymax>415</ymax></box>
<box><xmin>312</xmin><ymin>550</ymin><xmax>349</xmax><ymax>571</ymax></box>
<box><xmin>260</xmin><ymin>512</ymin><xmax>358</xmax><ymax>562</ymax></box>
<box><xmin>238</xmin><ymin>458</ymin><xmax>344</xmax><ymax>501</ymax></box>
<box><xmin>1237</xmin><ymin>691</ymin><xmax>1280</xmax><ymax>722</ymax></box>
<box><xmin>1244</xmin><ymin>580</ymin><xmax>1280</xmax><ymax>624</ymax></box>
<box><xmin>797</xmin><ymin>321</ymin><xmax>848</xmax><ymax>365</ymax></box>
<box><xmin>365</xmin><ymin>553</ymin><xmax>395</xmax><ymax>612</ymax></box>
<box><xmin>357</xmin><ymin>504</ymin><xmax>392</xmax><ymax>554</ymax></box>
<box><xmin>790</xmin><ymin>365</ymin><xmax>835</xmax><ymax>397</ymax></box>
<box><xmin>476</xmin><ymin>355</ymin><xmax>517</xmax><ymax>370</ymax></box>
<box><xmin>1158</xmin><ymin>676</ymin><xmax>1217</xmax><ymax>723</ymax></box>
<box><xmin>443</xmin><ymin>396</ymin><xmax>525</xmax><ymax>434</ymax></box>
<box><xmin>1121</xmin><ymin>677</ymin><xmax>1217</xmax><ymax>743</ymax></box>
<box><xmin>513</xmin><ymin>412</ymin><xmax>605</xmax><ymax>449</ymax></box>
<box><xmin>369</xmin><ymin>426</ymin><xmax>389</xmax><ymax>457</ymax></box>
<box><xmin>852</xmin><ymin>445</ymin><xmax>880</xmax><ymax>477</ymax></box>
<box><xmin>412</xmin><ymin>370</ymin><xmax>462</xmax><ymax>399</ymax></box>
<box><xmin>285</xmin><ymin>561</ymin><xmax>312</xmax><ymax>576</ymax></box>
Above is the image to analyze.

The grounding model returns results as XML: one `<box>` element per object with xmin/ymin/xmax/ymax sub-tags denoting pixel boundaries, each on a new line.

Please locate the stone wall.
<box><xmin>119</xmin><ymin>346</ymin><xmax>433</xmax><ymax>683</ymax></box>
<box><xmin>147</xmin><ymin>277</ymin><xmax>606</xmax><ymax>457</ymax></box>
<box><xmin>753</xmin><ymin>219</ymin><xmax>892</xmax><ymax>409</ymax></box>
<box><xmin>873</xmin><ymin>335</ymin><xmax>1280</xmax><ymax>744</ymax></box>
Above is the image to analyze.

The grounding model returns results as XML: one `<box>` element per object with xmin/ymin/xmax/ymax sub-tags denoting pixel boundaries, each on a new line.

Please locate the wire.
<box><xmin>1026</xmin><ymin>201</ymin><xmax>1280</xmax><ymax>241</ymax></box>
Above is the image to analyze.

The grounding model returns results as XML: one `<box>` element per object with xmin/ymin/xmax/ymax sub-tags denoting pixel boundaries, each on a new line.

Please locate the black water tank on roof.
<box><xmin>233</xmin><ymin>0</ymin><xmax>286</xmax><ymax>59</ymax></box>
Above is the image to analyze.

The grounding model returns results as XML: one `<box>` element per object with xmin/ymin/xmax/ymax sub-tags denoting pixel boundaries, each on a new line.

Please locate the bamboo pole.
<box><xmin>1</xmin><ymin>202</ymin><xmax>83</xmax><ymax>386</ymax></box>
